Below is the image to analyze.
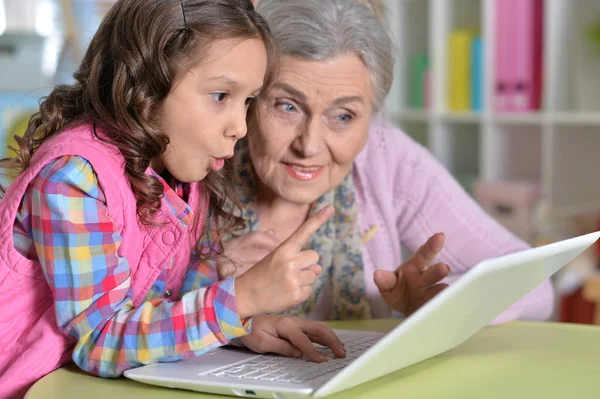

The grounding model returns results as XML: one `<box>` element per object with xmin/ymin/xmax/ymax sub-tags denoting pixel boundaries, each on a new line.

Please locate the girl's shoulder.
<box><xmin>33</xmin><ymin>155</ymin><xmax>103</xmax><ymax>200</ymax></box>
<box><xmin>32</xmin><ymin>123</ymin><xmax>125</xmax><ymax>176</ymax></box>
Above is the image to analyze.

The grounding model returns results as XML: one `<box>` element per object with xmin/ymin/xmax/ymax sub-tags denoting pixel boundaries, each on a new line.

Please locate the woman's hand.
<box><xmin>239</xmin><ymin>315</ymin><xmax>346</xmax><ymax>362</ymax></box>
<box><xmin>374</xmin><ymin>233</ymin><xmax>450</xmax><ymax>316</ymax></box>
<box><xmin>217</xmin><ymin>231</ymin><xmax>281</xmax><ymax>279</ymax></box>
<box><xmin>235</xmin><ymin>206</ymin><xmax>333</xmax><ymax>318</ymax></box>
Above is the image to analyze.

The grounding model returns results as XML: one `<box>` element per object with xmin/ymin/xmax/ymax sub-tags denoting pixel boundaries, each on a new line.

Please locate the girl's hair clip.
<box><xmin>180</xmin><ymin>0</ymin><xmax>189</xmax><ymax>32</ymax></box>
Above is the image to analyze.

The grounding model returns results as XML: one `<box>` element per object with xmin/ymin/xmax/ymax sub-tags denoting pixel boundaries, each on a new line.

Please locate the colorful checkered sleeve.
<box><xmin>20</xmin><ymin>156</ymin><xmax>251</xmax><ymax>377</ymax></box>
<box><xmin>181</xmin><ymin>256</ymin><xmax>219</xmax><ymax>292</ymax></box>
<box><xmin>181</xmin><ymin>256</ymin><xmax>253</xmax><ymax>338</ymax></box>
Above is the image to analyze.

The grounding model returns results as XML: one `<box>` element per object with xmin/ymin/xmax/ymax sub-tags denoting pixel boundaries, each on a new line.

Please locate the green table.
<box><xmin>26</xmin><ymin>320</ymin><xmax>600</xmax><ymax>399</ymax></box>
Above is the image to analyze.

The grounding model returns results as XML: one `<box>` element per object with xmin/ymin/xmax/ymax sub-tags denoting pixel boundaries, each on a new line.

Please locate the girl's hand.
<box><xmin>235</xmin><ymin>206</ymin><xmax>333</xmax><ymax>318</ymax></box>
<box><xmin>240</xmin><ymin>315</ymin><xmax>346</xmax><ymax>362</ymax></box>
<box><xmin>217</xmin><ymin>231</ymin><xmax>281</xmax><ymax>279</ymax></box>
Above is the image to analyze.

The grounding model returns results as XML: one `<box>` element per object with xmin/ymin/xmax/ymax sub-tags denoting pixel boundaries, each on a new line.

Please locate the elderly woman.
<box><xmin>217</xmin><ymin>0</ymin><xmax>553</xmax><ymax>322</ymax></box>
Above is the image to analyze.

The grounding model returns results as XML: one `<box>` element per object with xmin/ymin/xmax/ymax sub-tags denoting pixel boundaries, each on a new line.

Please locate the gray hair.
<box><xmin>257</xmin><ymin>0</ymin><xmax>395</xmax><ymax>111</ymax></box>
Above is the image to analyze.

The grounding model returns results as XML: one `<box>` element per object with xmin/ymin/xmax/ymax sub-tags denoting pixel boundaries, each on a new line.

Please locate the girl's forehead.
<box><xmin>178</xmin><ymin>38</ymin><xmax>268</xmax><ymax>89</ymax></box>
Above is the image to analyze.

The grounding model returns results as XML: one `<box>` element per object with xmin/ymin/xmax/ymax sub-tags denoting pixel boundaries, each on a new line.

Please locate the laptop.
<box><xmin>125</xmin><ymin>231</ymin><xmax>600</xmax><ymax>398</ymax></box>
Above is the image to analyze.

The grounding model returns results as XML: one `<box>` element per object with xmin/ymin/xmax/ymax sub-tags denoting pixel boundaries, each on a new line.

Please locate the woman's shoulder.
<box><xmin>354</xmin><ymin>118</ymin><xmax>434</xmax><ymax>181</ymax></box>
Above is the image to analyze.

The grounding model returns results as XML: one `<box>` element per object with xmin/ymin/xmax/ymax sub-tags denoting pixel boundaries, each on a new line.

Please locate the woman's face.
<box><xmin>249</xmin><ymin>53</ymin><xmax>374</xmax><ymax>204</ymax></box>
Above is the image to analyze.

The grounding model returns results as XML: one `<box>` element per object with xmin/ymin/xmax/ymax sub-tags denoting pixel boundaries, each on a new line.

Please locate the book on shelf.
<box><xmin>447</xmin><ymin>30</ymin><xmax>483</xmax><ymax>113</ymax></box>
<box><xmin>448</xmin><ymin>29</ymin><xmax>472</xmax><ymax>111</ymax></box>
<box><xmin>470</xmin><ymin>36</ymin><xmax>484</xmax><ymax>111</ymax></box>
<box><xmin>494</xmin><ymin>0</ymin><xmax>543</xmax><ymax>112</ymax></box>
<box><xmin>410</xmin><ymin>53</ymin><xmax>429</xmax><ymax>109</ymax></box>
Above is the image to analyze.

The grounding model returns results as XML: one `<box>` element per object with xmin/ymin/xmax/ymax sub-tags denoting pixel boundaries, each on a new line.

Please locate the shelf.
<box><xmin>483</xmin><ymin>124</ymin><xmax>542</xmax><ymax>181</ymax></box>
<box><xmin>448</xmin><ymin>0</ymin><xmax>482</xmax><ymax>32</ymax></box>
<box><xmin>440</xmin><ymin>110</ymin><xmax>482</xmax><ymax>123</ymax></box>
<box><xmin>491</xmin><ymin>113</ymin><xmax>548</xmax><ymax>125</ymax></box>
<box><xmin>384</xmin><ymin>0</ymin><xmax>600</xmax><ymax>224</ymax></box>
<box><xmin>548</xmin><ymin>201</ymin><xmax>600</xmax><ymax>218</ymax></box>
<box><xmin>551</xmin><ymin>112</ymin><xmax>600</xmax><ymax>126</ymax></box>
<box><xmin>546</xmin><ymin>125</ymin><xmax>600</xmax><ymax>211</ymax></box>
<box><xmin>392</xmin><ymin>108</ymin><xmax>431</xmax><ymax>122</ymax></box>
<box><xmin>385</xmin><ymin>0</ymin><xmax>429</xmax><ymax>111</ymax></box>
<box><xmin>394</xmin><ymin>109</ymin><xmax>487</xmax><ymax>124</ymax></box>
<box><xmin>391</xmin><ymin>110</ymin><xmax>600</xmax><ymax>126</ymax></box>
<box><xmin>443</xmin><ymin>0</ymin><xmax>483</xmax><ymax>112</ymax></box>
<box><xmin>547</xmin><ymin>0</ymin><xmax>600</xmax><ymax>113</ymax></box>
<box><xmin>430</xmin><ymin>122</ymin><xmax>480</xmax><ymax>177</ymax></box>
<box><xmin>395</xmin><ymin>119</ymin><xmax>429</xmax><ymax>149</ymax></box>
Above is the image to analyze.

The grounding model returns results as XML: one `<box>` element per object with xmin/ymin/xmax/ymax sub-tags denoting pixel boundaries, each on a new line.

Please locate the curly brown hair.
<box><xmin>0</xmin><ymin>0</ymin><xmax>277</xmax><ymax>252</ymax></box>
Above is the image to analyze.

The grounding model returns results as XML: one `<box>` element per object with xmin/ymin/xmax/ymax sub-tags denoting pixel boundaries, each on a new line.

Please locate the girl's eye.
<box><xmin>211</xmin><ymin>93</ymin><xmax>228</xmax><ymax>102</ymax></box>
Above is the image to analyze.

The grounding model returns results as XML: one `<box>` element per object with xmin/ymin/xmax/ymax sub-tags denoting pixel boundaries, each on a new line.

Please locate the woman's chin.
<box><xmin>278</xmin><ymin>187</ymin><xmax>325</xmax><ymax>206</ymax></box>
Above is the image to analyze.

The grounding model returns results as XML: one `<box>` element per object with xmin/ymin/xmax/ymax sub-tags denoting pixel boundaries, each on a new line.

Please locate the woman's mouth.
<box><xmin>283</xmin><ymin>163</ymin><xmax>325</xmax><ymax>181</ymax></box>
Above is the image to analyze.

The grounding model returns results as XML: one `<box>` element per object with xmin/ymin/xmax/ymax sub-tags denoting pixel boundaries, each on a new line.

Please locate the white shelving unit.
<box><xmin>384</xmin><ymin>0</ymin><xmax>600</xmax><ymax>217</ymax></box>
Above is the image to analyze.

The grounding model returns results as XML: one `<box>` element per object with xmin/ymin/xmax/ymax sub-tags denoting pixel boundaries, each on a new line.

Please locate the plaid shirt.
<box><xmin>13</xmin><ymin>156</ymin><xmax>250</xmax><ymax>377</ymax></box>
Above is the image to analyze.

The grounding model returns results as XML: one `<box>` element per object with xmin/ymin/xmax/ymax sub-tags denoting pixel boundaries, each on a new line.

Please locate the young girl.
<box><xmin>0</xmin><ymin>1</ymin><xmax>344</xmax><ymax>397</ymax></box>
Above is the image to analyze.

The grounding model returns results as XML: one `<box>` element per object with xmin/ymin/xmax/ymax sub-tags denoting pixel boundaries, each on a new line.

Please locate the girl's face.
<box><xmin>158</xmin><ymin>37</ymin><xmax>267</xmax><ymax>182</ymax></box>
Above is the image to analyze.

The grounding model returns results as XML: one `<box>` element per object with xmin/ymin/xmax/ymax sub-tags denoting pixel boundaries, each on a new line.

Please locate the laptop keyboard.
<box><xmin>207</xmin><ymin>334</ymin><xmax>381</xmax><ymax>384</ymax></box>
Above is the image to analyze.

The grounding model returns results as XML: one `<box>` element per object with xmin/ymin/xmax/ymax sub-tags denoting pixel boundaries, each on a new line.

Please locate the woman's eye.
<box><xmin>211</xmin><ymin>93</ymin><xmax>228</xmax><ymax>102</ymax></box>
<box><xmin>337</xmin><ymin>113</ymin><xmax>353</xmax><ymax>123</ymax></box>
<box><xmin>277</xmin><ymin>102</ymin><xmax>296</xmax><ymax>112</ymax></box>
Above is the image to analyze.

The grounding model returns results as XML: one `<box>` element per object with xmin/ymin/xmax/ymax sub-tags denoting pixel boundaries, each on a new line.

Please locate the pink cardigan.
<box><xmin>311</xmin><ymin>120</ymin><xmax>554</xmax><ymax>323</ymax></box>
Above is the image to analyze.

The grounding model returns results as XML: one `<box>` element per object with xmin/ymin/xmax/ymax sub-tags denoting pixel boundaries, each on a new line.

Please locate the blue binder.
<box><xmin>471</xmin><ymin>36</ymin><xmax>483</xmax><ymax>111</ymax></box>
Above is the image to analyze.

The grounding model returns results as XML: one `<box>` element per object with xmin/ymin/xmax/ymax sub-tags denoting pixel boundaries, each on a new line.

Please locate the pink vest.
<box><xmin>0</xmin><ymin>124</ymin><xmax>207</xmax><ymax>398</ymax></box>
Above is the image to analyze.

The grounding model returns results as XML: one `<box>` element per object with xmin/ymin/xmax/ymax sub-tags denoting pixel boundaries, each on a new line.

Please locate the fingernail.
<box><xmin>445</xmin><ymin>264</ymin><xmax>451</xmax><ymax>273</ymax></box>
